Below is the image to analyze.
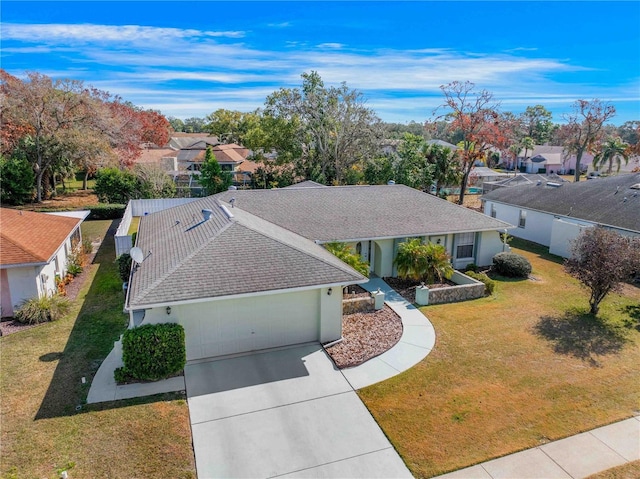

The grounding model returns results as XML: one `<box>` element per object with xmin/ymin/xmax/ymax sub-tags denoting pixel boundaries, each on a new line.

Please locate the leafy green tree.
<box><xmin>394</xmin><ymin>238</ymin><xmax>454</xmax><ymax>284</ymax></box>
<box><xmin>182</xmin><ymin>117</ymin><xmax>207</xmax><ymax>133</ymax></box>
<box><xmin>521</xmin><ymin>105</ymin><xmax>555</xmax><ymax>145</ymax></box>
<box><xmin>134</xmin><ymin>164</ymin><xmax>176</xmax><ymax>198</ymax></box>
<box><xmin>168</xmin><ymin>117</ymin><xmax>185</xmax><ymax>132</ymax></box>
<box><xmin>264</xmin><ymin>71</ymin><xmax>383</xmax><ymax>184</ymax></box>
<box><xmin>394</xmin><ymin>133</ymin><xmax>434</xmax><ymax>191</ymax></box>
<box><xmin>425</xmin><ymin>143</ymin><xmax>460</xmax><ymax>196</ymax></box>
<box><xmin>0</xmin><ymin>155</ymin><xmax>35</xmax><ymax>204</ymax></box>
<box><xmin>324</xmin><ymin>242</ymin><xmax>369</xmax><ymax>277</ymax></box>
<box><xmin>593</xmin><ymin>137</ymin><xmax>629</xmax><ymax>174</ymax></box>
<box><xmin>565</xmin><ymin>227</ymin><xmax>640</xmax><ymax>315</ymax></box>
<box><xmin>94</xmin><ymin>167</ymin><xmax>139</xmax><ymax>203</ymax></box>
<box><xmin>519</xmin><ymin>136</ymin><xmax>535</xmax><ymax>170</ymax></box>
<box><xmin>199</xmin><ymin>146</ymin><xmax>232</xmax><ymax>194</ymax></box>
<box><xmin>363</xmin><ymin>155</ymin><xmax>395</xmax><ymax>185</ymax></box>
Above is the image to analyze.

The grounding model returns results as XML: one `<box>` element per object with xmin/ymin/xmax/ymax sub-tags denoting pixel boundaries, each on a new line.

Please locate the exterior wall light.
<box><xmin>327</xmin><ymin>288</ymin><xmax>332</xmax><ymax>296</ymax></box>
<box><xmin>166</xmin><ymin>306</ymin><xmax>172</xmax><ymax>315</ymax></box>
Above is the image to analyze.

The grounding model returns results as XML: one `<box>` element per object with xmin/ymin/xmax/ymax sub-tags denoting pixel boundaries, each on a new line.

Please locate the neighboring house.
<box><xmin>126</xmin><ymin>184</ymin><xmax>512</xmax><ymax>360</ymax></box>
<box><xmin>506</xmin><ymin>145</ymin><xmax>595</xmax><ymax>175</ymax></box>
<box><xmin>468</xmin><ymin>167</ymin><xmax>509</xmax><ymax>188</ymax></box>
<box><xmin>482</xmin><ymin>173</ymin><xmax>640</xmax><ymax>257</ymax></box>
<box><xmin>483</xmin><ymin>173</ymin><xmax>568</xmax><ymax>193</ymax></box>
<box><xmin>0</xmin><ymin>209</ymin><xmax>87</xmax><ymax>317</ymax></box>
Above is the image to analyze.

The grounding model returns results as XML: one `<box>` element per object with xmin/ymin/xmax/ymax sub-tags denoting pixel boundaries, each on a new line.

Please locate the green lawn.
<box><xmin>0</xmin><ymin>220</ymin><xmax>195</xmax><ymax>479</ymax></box>
<box><xmin>359</xmin><ymin>240</ymin><xmax>640</xmax><ymax>478</ymax></box>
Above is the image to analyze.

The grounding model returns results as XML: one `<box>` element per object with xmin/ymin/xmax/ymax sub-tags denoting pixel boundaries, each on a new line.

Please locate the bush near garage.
<box><xmin>115</xmin><ymin>323</ymin><xmax>186</xmax><ymax>383</ymax></box>
<box><xmin>492</xmin><ymin>252</ymin><xmax>532</xmax><ymax>278</ymax></box>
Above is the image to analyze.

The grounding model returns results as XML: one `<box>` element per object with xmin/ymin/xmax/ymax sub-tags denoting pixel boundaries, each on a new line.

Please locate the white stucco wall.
<box><xmin>6</xmin><ymin>267</ymin><xmax>39</xmax><ymax>311</ymax></box>
<box><xmin>476</xmin><ymin>230</ymin><xmax>505</xmax><ymax>267</ymax></box>
<box><xmin>140</xmin><ymin>287</ymin><xmax>342</xmax><ymax>360</ymax></box>
<box><xmin>549</xmin><ymin>219</ymin><xmax>594</xmax><ymax>258</ymax></box>
<box><xmin>372</xmin><ymin>239</ymin><xmax>394</xmax><ymax>278</ymax></box>
<box><xmin>485</xmin><ymin>201</ymin><xmax>554</xmax><ymax>246</ymax></box>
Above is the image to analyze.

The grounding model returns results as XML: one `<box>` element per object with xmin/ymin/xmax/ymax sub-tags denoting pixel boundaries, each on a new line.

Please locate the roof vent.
<box><xmin>537</xmin><ymin>180</ymin><xmax>542</xmax><ymax>186</ymax></box>
<box><xmin>547</xmin><ymin>182</ymin><xmax>562</xmax><ymax>188</ymax></box>
<box><xmin>202</xmin><ymin>209</ymin><xmax>213</xmax><ymax>221</ymax></box>
<box><xmin>228</xmin><ymin>185</ymin><xmax>237</xmax><ymax>190</ymax></box>
<box><xmin>229</xmin><ymin>197</ymin><xmax>236</xmax><ymax>208</ymax></box>
<box><xmin>387</xmin><ymin>180</ymin><xmax>395</xmax><ymax>185</ymax></box>
<box><xmin>630</xmin><ymin>183</ymin><xmax>640</xmax><ymax>190</ymax></box>
<box><xmin>219</xmin><ymin>205</ymin><xmax>234</xmax><ymax>219</ymax></box>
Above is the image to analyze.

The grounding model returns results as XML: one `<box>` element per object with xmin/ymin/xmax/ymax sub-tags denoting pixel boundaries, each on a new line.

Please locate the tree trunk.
<box><xmin>574</xmin><ymin>149</ymin><xmax>584</xmax><ymax>182</ymax></box>
<box><xmin>458</xmin><ymin>171</ymin><xmax>469</xmax><ymax>205</ymax></box>
<box><xmin>83</xmin><ymin>170</ymin><xmax>89</xmax><ymax>190</ymax></box>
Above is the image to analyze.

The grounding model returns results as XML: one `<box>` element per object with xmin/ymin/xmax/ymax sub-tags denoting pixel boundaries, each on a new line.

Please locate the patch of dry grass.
<box><xmin>359</xmin><ymin>241</ymin><xmax>640</xmax><ymax>478</ymax></box>
<box><xmin>587</xmin><ymin>461</ymin><xmax>640</xmax><ymax>479</ymax></box>
<box><xmin>0</xmin><ymin>220</ymin><xmax>195</xmax><ymax>479</ymax></box>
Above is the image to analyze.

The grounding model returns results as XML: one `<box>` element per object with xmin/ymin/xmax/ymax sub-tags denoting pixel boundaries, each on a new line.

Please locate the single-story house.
<box><xmin>504</xmin><ymin>145</ymin><xmax>596</xmax><ymax>175</ymax></box>
<box><xmin>0</xmin><ymin>208</ymin><xmax>87</xmax><ymax>317</ymax></box>
<box><xmin>482</xmin><ymin>173</ymin><xmax>640</xmax><ymax>257</ymax></box>
<box><xmin>126</xmin><ymin>184</ymin><xmax>512</xmax><ymax>360</ymax></box>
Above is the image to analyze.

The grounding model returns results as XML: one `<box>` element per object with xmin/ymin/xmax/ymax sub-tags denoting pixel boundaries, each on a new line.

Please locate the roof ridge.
<box><xmin>228</xmin><ymin>206</ymin><xmax>365</xmax><ymax>279</ymax></box>
<box><xmin>133</xmin><ymin>204</ymin><xmax>235</xmax><ymax>303</ymax></box>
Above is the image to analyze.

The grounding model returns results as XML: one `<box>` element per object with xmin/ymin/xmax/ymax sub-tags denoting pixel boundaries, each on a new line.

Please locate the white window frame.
<box><xmin>518</xmin><ymin>210</ymin><xmax>527</xmax><ymax>228</ymax></box>
<box><xmin>455</xmin><ymin>232</ymin><xmax>475</xmax><ymax>260</ymax></box>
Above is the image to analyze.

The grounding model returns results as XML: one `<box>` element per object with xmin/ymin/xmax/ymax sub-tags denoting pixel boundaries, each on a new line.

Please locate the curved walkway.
<box><xmin>341</xmin><ymin>277</ymin><xmax>436</xmax><ymax>390</ymax></box>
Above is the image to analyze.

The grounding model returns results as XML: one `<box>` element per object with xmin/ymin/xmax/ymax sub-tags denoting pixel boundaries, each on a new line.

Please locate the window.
<box><xmin>456</xmin><ymin>232</ymin><xmax>475</xmax><ymax>259</ymax></box>
<box><xmin>490</xmin><ymin>204</ymin><xmax>497</xmax><ymax>218</ymax></box>
<box><xmin>518</xmin><ymin>210</ymin><xmax>527</xmax><ymax>228</ymax></box>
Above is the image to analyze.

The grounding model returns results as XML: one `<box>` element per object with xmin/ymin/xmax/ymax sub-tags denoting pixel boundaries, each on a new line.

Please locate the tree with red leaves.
<box><xmin>435</xmin><ymin>81</ymin><xmax>509</xmax><ymax>205</ymax></box>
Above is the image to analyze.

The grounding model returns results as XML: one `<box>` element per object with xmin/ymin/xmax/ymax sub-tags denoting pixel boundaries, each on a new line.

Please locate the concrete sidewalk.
<box><xmin>434</xmin><ymin>416</ymin><xmax>640</xmax><ymax>479</ymax></box>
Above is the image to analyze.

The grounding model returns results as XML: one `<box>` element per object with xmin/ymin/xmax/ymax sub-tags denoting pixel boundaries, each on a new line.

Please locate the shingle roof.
<box><xmin>284</xmin><ymin>180</ymin><xmax>327</xmax><ymax>188</ymax></box>
<box><xmin>168</xmin><ymin>135</ymin><xmax>218</xmax><ymax>150</ymax></box>
<box><xmin>128</xmin><ymin>197</ymin><xmax>366</xmax><ymax>308</ymax></box>
<box><xmin>0</xmin><ymin>208</ymin><xmax>82</xmax><ymax>266</ymax></box>
<box><xmin>216</xmin><ymin>184</ymin><xmax>511</xmax><ymax>242</ymax></box>
<box><xmin>482</xmin><ymin>173</ymin><xmax>640</xmax><ymax>232</ymax></box>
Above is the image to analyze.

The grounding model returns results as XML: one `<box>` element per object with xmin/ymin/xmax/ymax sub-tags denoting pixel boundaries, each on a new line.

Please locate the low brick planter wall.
<box><xmin>426</xmin><ymin>271</ymin><xmax>485</xmax><ymax>305</ymax></box>
<box><xmin>342</xmin><ymin>296</ymin><xmax>374</xmax><ymax>314</ymax></box>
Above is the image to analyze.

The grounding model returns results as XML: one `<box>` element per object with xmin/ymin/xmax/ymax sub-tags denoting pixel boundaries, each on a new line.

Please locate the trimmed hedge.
<box><xmin>465</xmin><ymin>271</ymin><xmax>496</xmax><ymax>296</ymax></box>
<box><xmin>115</xmin><ymin>323</ymin><xmax>186</xmax><ymax>382</ymax></box>
<box><xmin>116</xmin><ymin>254</ymin><xmax>132</xmax><ymax>283</ymax></box>
<box><xmin>87</xmin><ymin>204</ymin><xmax>126</xmax><ymax>220</ymax></box>
<box><xmin>492</xmin><ymin>252</ymin><xmax>532</xmax><ymax>278</ymax></box>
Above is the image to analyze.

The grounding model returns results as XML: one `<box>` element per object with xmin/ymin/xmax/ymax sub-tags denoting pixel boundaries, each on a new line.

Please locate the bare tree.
<box><xmin>565</xmin><ymin>227</ymin><xmax>640</xmax><ymax>315</ymax></box>
<box><xmin>560</xmin><ymin>100</ymin><xmax>616</xmax><ymax>182</ymax></box>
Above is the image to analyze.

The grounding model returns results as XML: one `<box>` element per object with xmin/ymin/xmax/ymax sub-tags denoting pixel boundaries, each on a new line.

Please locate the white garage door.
<box><xmin>177</xmin><ymin>289</ymin><xmax>320</xmax><ymax>361</ymax></box>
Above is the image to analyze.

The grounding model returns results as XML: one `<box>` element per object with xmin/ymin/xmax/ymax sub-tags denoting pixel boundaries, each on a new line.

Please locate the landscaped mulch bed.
<box><xmin>325</xmin><ymin>304</ymin><xmax>403</xmax><ymax>369</ymax></box>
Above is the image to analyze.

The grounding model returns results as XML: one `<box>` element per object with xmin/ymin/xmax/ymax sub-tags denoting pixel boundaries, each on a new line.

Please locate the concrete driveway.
<box><xmin>184</xmin><ymin>343</ymin><xmax>412</xmax><ymax>478</ymax></box>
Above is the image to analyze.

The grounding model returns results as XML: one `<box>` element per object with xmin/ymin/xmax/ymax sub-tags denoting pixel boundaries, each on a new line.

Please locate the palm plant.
<box><xmin>520</xmin><ymin>136</ymin><xmax>535</xmax><ymax>171</ymax></box>
<box><xmin>593</xmin><ymin>137</ymin><xmax>629</xmax><ymax>174</ymax></box>
<box><xmin>394</xmin><ymin>239</ymin><xmax>454</xmax><ymax>284</ymax></box>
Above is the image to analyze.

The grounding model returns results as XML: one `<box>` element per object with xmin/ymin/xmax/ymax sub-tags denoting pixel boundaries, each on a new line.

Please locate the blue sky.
<box><xmin>2</xmin><ymin>1</ymin><xmax>639</xmax><ymax>124</ymax></box>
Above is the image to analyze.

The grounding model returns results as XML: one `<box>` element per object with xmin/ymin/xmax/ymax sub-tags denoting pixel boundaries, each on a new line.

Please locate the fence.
<box><xmin>113</xmin><ymin>198</ymin><xmax>200</xmax><ymax>257</ymax></box>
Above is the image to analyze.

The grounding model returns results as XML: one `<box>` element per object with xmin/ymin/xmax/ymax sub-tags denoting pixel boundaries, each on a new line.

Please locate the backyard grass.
<box><xmin>587</xmin><ymin>460</ymin><xmax>640</xmax><ymax>479</ymax></box>
<box><xmin>0</xmin><ymin>220</ymin><xmax>195</xmax><ymax>479</ymax></box>
<box><xmin>359</xmin><ymin>240</ymin><xmax>640</xmax><ymax>478</ymax></box>
<box><xmin>127</xmin><ymin>216</ymin><xmax>141</xmax><ymax>236</ymax></box>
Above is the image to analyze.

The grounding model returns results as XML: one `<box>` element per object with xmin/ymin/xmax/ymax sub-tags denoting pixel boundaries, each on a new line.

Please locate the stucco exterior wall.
<box><xmin>476</xmin><ymin>230</ymin><xmax>505</xmax><ymax>267</ymax></box>
<box><xmin>140</xmin><ymin>287</ymin><xmax>342</xmax><ymax>360</ymax></box>
<box><xmin>549</xmin><ymin>219</ymin><xmax>594</xmax><ymax>258</ymax></box>
<box><xmin>372</xmin><ymin>239</ymin><xmax>394</xmax><ymax>278</ymax></box>
<box><xmin>484</xmin><ymin>201</ymin><xmax>553</xmax><ymax>246</ymax></box>
<box><xmin>6</xmin><ymin>267</ymin><xmax>38</xmax><ymax>312</ymax></box>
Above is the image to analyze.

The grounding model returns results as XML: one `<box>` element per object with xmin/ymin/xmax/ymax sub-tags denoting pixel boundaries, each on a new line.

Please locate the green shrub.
<box><xmin>14</xmin><ymin>294</ymin><xmax>71</xmax><ymax>324</ymax></box>
<box><xmin>87</xmin><ymin>204</ymin><xmax>126</xmax><ymax>220</ymax></box>
<box><xmin>0</xmin><ymin>155</ymin><xmax>35</xmax><ymax>205</ymax></box>
<box><xmin>465</xmin><ymin>271</ymin><xmax>496</xmax><ymax>295</ymax></box>
<box><xmin>116</xmin><ymin>254</ymin><xmax>132</xmax><ymax>283</ymax></box>
<box><xmin>464</xmin><ymin>263</ymin><xmax>478</xmax><ymax>273</ymax></box>
<box><xmin>82</xmin><ymin>237</ymin><xmax>93</xmax><ymax>255</ymax></box>
<box><xmin>94</xmin><ymin>168</ymin><xmax>139</xmax><ymax>204</ymax></box>
<box><xmin>325</xmin><ymin>242</ymin><xmax>370</xmax><ymax>277</ymax></box>
<box><xmin>131</xmin><ymin>232</ymin><xmax>137</xmax><ymax>247</ymax></box>
<box><xmin>67</xmin><ymin>262</ymin><xmax>83</xmax><ymax>276</ymax></box>
<box><xmin>492</xmin><ymin>252</ymin><xmax>532</xmax><ymax>278</ymax></box>
<box><xmin>117</xmin><ymin>323</ymin><xmax>186</xmax><ymax>382</ymax></box>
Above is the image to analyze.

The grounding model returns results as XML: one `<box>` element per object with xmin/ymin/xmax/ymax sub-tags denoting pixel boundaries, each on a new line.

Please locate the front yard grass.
<box><xmin>0</xmin><ymin>220</ymin><xmax>195</xmax><ymax>479</ymax></box>
<box><xmin>359</xmin><ymin>239</ymin><xmax>640</xmax><ymax>478</ymax></box>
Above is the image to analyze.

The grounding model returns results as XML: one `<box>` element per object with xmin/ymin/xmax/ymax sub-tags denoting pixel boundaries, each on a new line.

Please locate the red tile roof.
<box><xmin>0</xmin><ymin>208</ymin><xmax>82</xmax><ymax>266</ymax></box>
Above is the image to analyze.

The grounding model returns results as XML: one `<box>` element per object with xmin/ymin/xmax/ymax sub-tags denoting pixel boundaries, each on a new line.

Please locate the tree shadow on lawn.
<box><xmin>35</xmin><ymin>219</ymin><xmax>132</xmax><ymax>420</ymax></box>
<box><xmin>621</xmin><ymin>304</ymin><xmax>640</xmax><ymax>332</ymax></box>
<box><xmin>534</xmin><ymin>309</ymin><xmax>629</xmax><ymax>367</ymax></box>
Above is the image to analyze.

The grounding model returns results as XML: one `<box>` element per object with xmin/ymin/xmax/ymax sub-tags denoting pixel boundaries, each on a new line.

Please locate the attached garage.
<box><xmin>126</xmin><ymin>199</ymin><xmax>365</xmax><ymax>362</ymax></box>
